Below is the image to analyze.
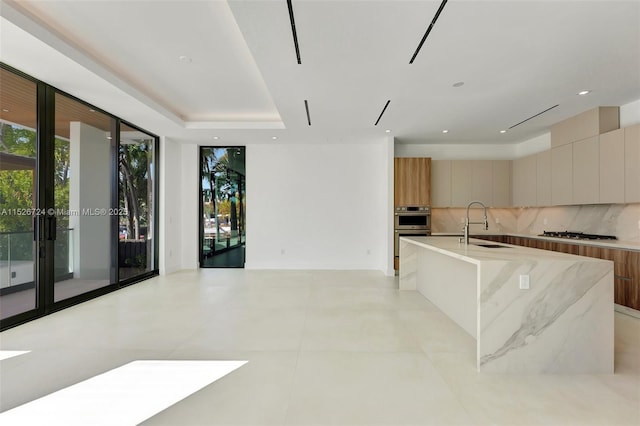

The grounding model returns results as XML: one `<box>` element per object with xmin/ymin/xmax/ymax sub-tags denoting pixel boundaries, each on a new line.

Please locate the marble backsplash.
<box><xmin>432</xmin><ymin>203</ymin><xmax>640</xmax><ymax>242</ymax></box>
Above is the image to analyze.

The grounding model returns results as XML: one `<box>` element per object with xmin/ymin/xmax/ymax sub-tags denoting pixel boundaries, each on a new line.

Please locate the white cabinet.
<box><xmin>513</xmin><ymin>154</ymin><xmax>536</xmax><ymax>206</ymax></box>
<box><xmin>493</xmin><ymin>160</ymin><xmax>512</xmax><ymax>207</ymax></box>
<box><xmin>451</xmin><ymin>160</ymin><xmax>473</xmax><ymax>207</ymax></box>
<box><xmin>551</xmin><ymin>107</ymin><xmax>619</xmax><ymax>147</ymax></box>
<box><xmin>536</xmin><ymin>150</ymin><xmax>551</xmax><ymax>206</ymax></box>
<box><xmin>551</xmin><ymin>144</ymin><xmax>573</xmax><ymax>205</ymax></box>
<box><xmin>438</xmin><ymin>160</ymin><xmax>512</xmax><ymax>207</ymax></box>
<box><xmin>471</xmin><ymin>161</ymin><xmax>493</xmax><ymax>204</ymax></box>
<box><xmin>572</xmin><ymin>136</ymin><xmax>599</xmax><ymax>204</ymax></box>
<box><xmin>599</xmin><ymin>128</ymin><xmax>625</xmax><ymax>204</ymax></box>
<box><xmin>431</xmin><ymin>160</ymin><xmax>451</xmax><ymax>207</ymax></box>
<box><xmin>625</xmin><ymin>124</ymin><xmax>640</xmax><ymax>203</ymax></box>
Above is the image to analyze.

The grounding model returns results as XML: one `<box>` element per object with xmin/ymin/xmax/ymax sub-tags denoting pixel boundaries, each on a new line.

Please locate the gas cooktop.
<box><xmin>539</xmin><ymin>231</ymin><xmax>617</xmax><ymax>240</ymax></box>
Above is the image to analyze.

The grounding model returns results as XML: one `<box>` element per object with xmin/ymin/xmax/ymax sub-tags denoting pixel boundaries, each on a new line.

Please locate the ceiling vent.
<box><xmin>304</xmin><ymin>100</ymin><xmax>311</xmax><ymax>126</ymax></box>
<box><xmin>508</xmin><ymin>104</ymin><xmax>559</xmax><ymax>129</ymax></box>
<box><xmin>287</xmin><ymin>0</ymin><xmax>302</xmax><ymax>64</ymax></box>
<box><xmin>375</xmin><ymin>100</ymin><xmax>391</xmax><ymax>126</ymax></box>
<box><xmin>409</xmin><ymin>0</ymin><xmax>449</xmax><ymax>64</ymax></box>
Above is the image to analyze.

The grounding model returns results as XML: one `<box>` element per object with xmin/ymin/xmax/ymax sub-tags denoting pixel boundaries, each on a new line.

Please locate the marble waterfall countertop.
<box><xmin>431</xmin><ymin>232</ymin><xmax>640</xmax><ymax>251</ymax></box>
<box><xmin>404</xmin><ymin>236</ymin><xmax>617</xmax><ymax>263</ymax></box>
<box><xmin>399</xmin><ymin>236</ymin><xmax>614</xmax><ymax>374</ymax></box>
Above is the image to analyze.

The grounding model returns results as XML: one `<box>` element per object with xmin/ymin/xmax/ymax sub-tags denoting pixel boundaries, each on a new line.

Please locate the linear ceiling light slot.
<box><xmin>508</xmin><ymin>104</ymin><xmax>559</xmax><ymax>129</ymax></box>
<box><xmin>409</xmin><ymin>0</ymin><xmax>449</xmax><ymax>64</ymax></box>
<box><xmin>375</xmin><ymin>100</ymin><xmax>391</xmax><ymax>126</ymax></box>
<box><xmin>304</xmin><ymin>100</ymin><xmax>311</xmax><ymax>125</ymax></box>
<box><xmin>287</xmin><ymin>0</ymin><xmax>302</xmax><ymax>64</ymax></box>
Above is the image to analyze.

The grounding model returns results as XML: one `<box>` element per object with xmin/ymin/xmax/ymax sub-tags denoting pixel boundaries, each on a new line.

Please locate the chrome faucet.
<box><xmin>462</xmin><ymin>200</ymin><xmax>489</xmax><ymax>245</ymax></box>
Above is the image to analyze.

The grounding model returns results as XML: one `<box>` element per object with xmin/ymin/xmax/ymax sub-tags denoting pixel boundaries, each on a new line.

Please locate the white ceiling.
<box><xmin>1</xmin><ymin>0</ymin><xmax>639</xmax><ymax>145</ymax></box>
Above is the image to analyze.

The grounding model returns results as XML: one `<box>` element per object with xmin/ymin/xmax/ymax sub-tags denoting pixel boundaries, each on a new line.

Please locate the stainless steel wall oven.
<box><xmin>394</xmin><ymin>206</ymin><xmax>431</xmax><ymax>260</ymax></box>
<box><xmin>394</xmin><ymin>206</ymin><xmax>431</xmax><ymax>230</ymax></box>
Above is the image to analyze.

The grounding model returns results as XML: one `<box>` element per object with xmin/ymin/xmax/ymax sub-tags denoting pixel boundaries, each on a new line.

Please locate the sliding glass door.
<box><xmin>0</xmin><ymin>64</ymin><xmax>159</xmax><ymax>330</ymax></box>
<box><xmin>200</xmin><ymin>147</ymin><xmax>245</xmax><ymax>268</ymax></box>
<box><xmin>52</xmin><ymin>92</ymin><xmax>113</xmax><ymax>302</ymax></box>
<box><xmin>0</xmin><ymin>69</ymin><xmax>38</xmax><ymax>320</ymax></box>
<box><xmin>119</xmin><ymin>124</ymin><xmax>156</xmax><ymax>281</ymax></box>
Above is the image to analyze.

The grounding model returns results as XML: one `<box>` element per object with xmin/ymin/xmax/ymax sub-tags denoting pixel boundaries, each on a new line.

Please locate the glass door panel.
<box><xmin>53</xmin><ymin>93</ymin><xmax>113</xmax><ymax>302</ymax></box>
<box><xmin>200</xmin><ymin>147</ymin><xmax>245</xmax><ymax>268</ymax></box>
<box><xmin>118</xmin><ymin>124</ymin><xmax>155</xmax><ymax>281</ymax></box>
<box><xmin>0</xmin><ymin>69</ymin><xmax>38</xmax><ymax>320</ymax></box>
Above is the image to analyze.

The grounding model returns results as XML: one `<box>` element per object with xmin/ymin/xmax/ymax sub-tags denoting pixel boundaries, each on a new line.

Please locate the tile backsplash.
<box><xmin>432</xmin><ymin>203</ymin><xmax>640</xmax><ymax>242</ymax></box>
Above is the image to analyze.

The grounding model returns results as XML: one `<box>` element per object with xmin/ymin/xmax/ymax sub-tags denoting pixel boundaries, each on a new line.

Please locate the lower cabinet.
<box><xmin>494</xmin><ymin>236</ymin><xmax>640</xmax><ymax>311</ymax></box>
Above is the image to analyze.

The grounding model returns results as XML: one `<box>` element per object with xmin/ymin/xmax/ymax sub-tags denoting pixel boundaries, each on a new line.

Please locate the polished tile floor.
<box><xmin>1</xmin><ymin>269</ymin><xmax>639</xmax><ymax>425</ymax></box>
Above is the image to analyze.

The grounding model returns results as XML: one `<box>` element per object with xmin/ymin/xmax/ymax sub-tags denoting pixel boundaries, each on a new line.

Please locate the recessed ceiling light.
<box><xmin>452</xmin><ymin>81</ymin><xmax>464</xmax><ymax>87</ymax></box>
<box><xmin>500</xmin><ymin>130</ymin><xmax>507</xmax><ymax>134</ymax></box>
<box><xmin>272</xmin><ymin>136</ymin><xmax>278</xmax><ymax>140</ymax></box>
<box><xmin>213</xmin><ymin>136</ymin><xmax>219</xmax><ymax>140</ymax></box>
<box><xmin>178</xmin><ymin>55</ymin><xmax>192</xmax><ymax>63</ymax></box>
<box><xmin>577</xmin><ymin>90</ymin><xmax>591</xmax><ymax>96</ymax></box>
<box><xmin>385</xmin><ymin>129</ymin><xmax>391</xmax><ymax>133</ymax></box>
<box><xmin>442</xmin><ymin>130</ymin><xmax>449</xmax><ymax>134</ymax></box>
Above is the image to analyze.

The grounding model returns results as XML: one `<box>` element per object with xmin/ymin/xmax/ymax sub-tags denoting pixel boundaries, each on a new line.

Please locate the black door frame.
<box><xmin>0</xmin><ymin>63</ymin><xmax>160</xmax><ymax>331</ymax></box>
<box><xmin>198</xmin><ymin>146</ymin><xmax>246</xmax><ymax>268</ymax></box>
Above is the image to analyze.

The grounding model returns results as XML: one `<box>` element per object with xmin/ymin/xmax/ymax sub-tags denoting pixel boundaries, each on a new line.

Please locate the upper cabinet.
<box><xmin>450</xmin><ymin>160</ymin><xmax>473</xmax><ymax>206</ymax></box>
<box><xmin>599</xmin><ymin>128</ymin><xmax>625</xmax><ymax>204</ymax></box>
<box><xmin>433</xmin><ymin>160</ymin><xmax>512</xmax><ymax>207</ymax></box>
<box><xmin>431</xmin><ymin>160</ymin><xmax>451</xmax><ymax>207</ymax></box>
<box><xmin>551</xmin><ymin>144</ymin><xmax>573</xmax><ymax>205</ymax></box>
<box><xmin>536</xmin><ymin>150</ymin><xmax>552</xmax><ymax>206</ymax></box>
<box><xmin>513</xmin><ymin>154</ymin><xmax>537</xmax><ymax>206</ymax></box>
<box><xmin>572</xmin><ymin>136</ymin><xmax>599</xmax><ymax>204</ymax></box>
<box><xmin>625</xmin><ymin>124</ymin><xmax>640</xmax><ymax>203</ymax></box>
<box><xmin>394</xmin><ymin>157</ymin><xmax>431</xmax><ymax>206</ymax></box>
<box><xmin>550</xmin><ymin>107</ymin><xmax>619</xmax><ymax>148</ymax></box>
<box><xmin>492</xmin><ymin>160</ymin><xmax>512</xmax><ymax>207</ymax></box>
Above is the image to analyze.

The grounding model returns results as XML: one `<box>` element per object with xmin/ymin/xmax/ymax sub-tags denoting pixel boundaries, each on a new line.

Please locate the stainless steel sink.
<box><xmin>472</xmin><ymin>243</ymin><xmax>507</xmax><ymax>248</ymax></box>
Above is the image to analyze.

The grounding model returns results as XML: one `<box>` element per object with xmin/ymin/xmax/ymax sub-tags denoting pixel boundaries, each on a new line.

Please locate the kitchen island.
<box><xmin>399</xmin><ymin>236</ymin><xmax>614</xmax><ymax>374</ymax></box>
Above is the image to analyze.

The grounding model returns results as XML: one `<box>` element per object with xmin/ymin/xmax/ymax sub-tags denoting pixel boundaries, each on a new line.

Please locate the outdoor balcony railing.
<box><xmin>0</xmin><ymin>228</ymin><xmax>74</xmax><ymax>289</ymax></box>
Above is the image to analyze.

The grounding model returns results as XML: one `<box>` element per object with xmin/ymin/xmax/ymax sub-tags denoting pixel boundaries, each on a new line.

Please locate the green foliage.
<box><xmin>119</xmin><ymin>139</ymin><xmax>153</xmax><ymax>239</ymax></box>
<box><xmin>0</xmin><ymin>124</ymin><xmax>71</xmax><ymax>260</ymax></box>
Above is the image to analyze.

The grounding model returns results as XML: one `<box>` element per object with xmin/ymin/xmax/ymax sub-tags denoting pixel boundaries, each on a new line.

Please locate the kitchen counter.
<box><xmin>399</xmin><ymin>236</ymin><xmax>614</xmax><ymax>374</ymax></box>
<box><xmin>432</xmin><ymin>232</ymin><xmax>640</xmax><ymax>251</ymax></box>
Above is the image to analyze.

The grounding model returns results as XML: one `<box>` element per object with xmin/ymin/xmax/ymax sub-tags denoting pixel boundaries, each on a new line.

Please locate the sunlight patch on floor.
<box><xmin>0</xmin><ymin>350</ymin><xmax>30</xmax><ymax>361</ymax></box>
<box><xmin>0</xmin><ymin>360</ymin><xmax>247</xmax><ymax>425</ymax></box>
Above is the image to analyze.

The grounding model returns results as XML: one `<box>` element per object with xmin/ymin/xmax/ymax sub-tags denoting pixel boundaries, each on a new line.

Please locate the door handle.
<box><xmin>47</xmin><ymin>216</ymin><xmax>56</xmax><ymax>241</ymax></box>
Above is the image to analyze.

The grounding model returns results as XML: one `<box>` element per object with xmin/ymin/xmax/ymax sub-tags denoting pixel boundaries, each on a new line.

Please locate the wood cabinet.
<box><xmin>625</xmin><ymin>124</ymin><xmax>640</xmax><ymax>203</ymax></box>
<box><xmin>502</xmin><ymin>236</ymin><xmax>640</xmax><ymax>311</ymax></box>
<box><xmin>572</xmin><ymin>136</ymin><xmax>599</xmax><ymax>204</ymax></box>
<box><xmin>431</xmin><ymin>160</ymin><xmax>451</xmax><ymax>207</ymax></box>
<box><xmin>536</xmin><ymin>150</ymin><xmax>552</xmax><ymax>206</ymax></box>
<box><xmin>513</xmin><ymin>154</ymin><xmax>537</xmax><ymax>206</ymax></box>
<box><xmin>551</xmin><ymin>144</ymin><xmax>573</xmax><ymax>205</ymax></box>
<box><xmin>394</xmin><ymin>158</ymin><xmax>431</xmax><ymax>206</ymax></box>
<box><xmin>599</xmin><ymin>128</ymin><xmax>625</xmax><ymax>204</ymax></box>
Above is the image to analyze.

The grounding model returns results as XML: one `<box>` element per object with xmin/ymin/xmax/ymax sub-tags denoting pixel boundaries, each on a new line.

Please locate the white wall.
<box><xmin>245</xmin><ymin>140</ymin><xmax>391</xmax><ymax>272</ymax></box>
<box><xmin>180</xmin><ymin>143</ymin><xmax>200</xmax><ymax>270</ymax></box>
<box><xmin>159</xmin><ymin>137</ymin><xmax>182</xmax><ymax>275</ymax></box>
<box><xmin>395</xmin><ymin>143</ymin><xmax>518</xmax><ymax>160</ymax></box>
<box><xmin>620</xmin><ymin>99</ymin><xmax>640</xmax><ymax>127</ymax></box>
<box><xmin>69</xmin><ymin>122</ymin><xmax>110</xmax><ymax>279</ymax></box>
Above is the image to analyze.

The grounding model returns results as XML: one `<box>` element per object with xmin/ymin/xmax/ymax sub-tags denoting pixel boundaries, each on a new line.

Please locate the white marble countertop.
<box><xmin>431</xmin><ymin>232</ymin><xmax>640</xmax><ymax>251</ymax></box>
<box><xmin>401</xmin><ymin>236</ymin><xmax>613</xmax><ymax>266</ymax></box>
